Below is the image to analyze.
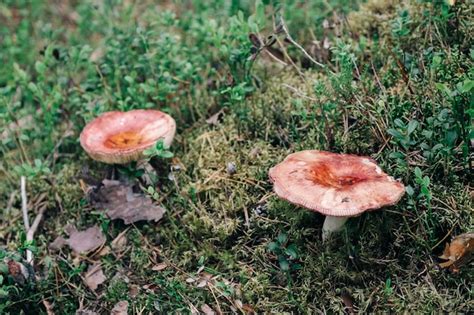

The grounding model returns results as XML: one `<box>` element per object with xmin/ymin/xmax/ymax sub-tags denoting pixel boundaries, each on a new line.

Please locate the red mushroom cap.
<box><xmin>80</xmin><ymin>109</ymin><xmax>176</xmax><ymax>164</ymax></box>
<box><xmin>269</xmin><ymin>150</ymin><xmax>405</xmax><ymax>217</ymax></box>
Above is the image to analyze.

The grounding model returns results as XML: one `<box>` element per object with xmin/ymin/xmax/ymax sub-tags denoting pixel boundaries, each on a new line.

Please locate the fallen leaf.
<box><xmin>49</xmin><ymin>236</ymin><xmax>67</xmax><ymax>251</ymax></box>
<box><xmin>1</xmin><ymin>114</ymin><xmax>33</xmax><ymax>141</ymax></box>
<box><xmin>129</xmin><ymin>285</ymin><xmax>139</xmax><ymax>298</ymax></box>
<box><xmin>96</xmin><ymin>246</ymin><xmax>111</xmax><ymax>257</ymax></box>
<box><xmin>341</xmin><ymin>291</ymin><xmax>355</xmax><ymax>314</ymax></box>
<box><xmin>90</xmin><ymin>47</ymin><xmax>104</xmax><ymax>63</ymax></box>
<box><xmin>200</xmin><ymin>304</ymin><xmax>215</xmax><ymax>315</ymax></box>
<box><xmin>152</xmin><ymin>263</ymin><xmax>168</xmax><ymax>271</ymax></box>
<box><xmin>66</xmin><ymin>225</ymin><xmax>106</xmax><ymax>254</ymax></box>
<box><xmin>93</xmin><ymin>180</ymin><xmax>166</xmax><ymax>224</ymax></box>
<box><xmin>439</xmin><ymin>232</ymin><xmax>474</xmax><ymax>272</ymax></box>
<box><xmin>206</xmin><ymin>109</ymin><xmax>225</xmax><ymax>126</ymax></box>
<box><xmin>111</xmin><ymin>300</ymin><xmax>129</xmax><ymax>315</ymax></box>
<box><xmin>84</xmin><ymin>263</ymin><xmax>106</xmax><ymax>291</ymax></box>
<box><xmin>241</xmin><ymin>304</ymin><xmax>256</xmax><ymax>314</ymax></box>
<box><xmin>111</xmin><ymin>229</ymin><xmax>128</xmax><ymax>252</ymax></box>
<box><xmin>7</xmin><ymin>259</ymin><xmax>30</xmax><ymax>285</ymax></box>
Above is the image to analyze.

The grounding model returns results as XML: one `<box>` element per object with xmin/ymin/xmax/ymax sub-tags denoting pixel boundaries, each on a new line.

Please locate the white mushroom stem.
<box><xmin>322</xmin><ymin>216</ymin><xmax>349</xmax><ymax>241</ymax></box>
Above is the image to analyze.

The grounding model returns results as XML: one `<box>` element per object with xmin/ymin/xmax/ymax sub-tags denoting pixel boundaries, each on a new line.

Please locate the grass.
<box><xmin>0</xmin><ymin>0</ymin><xmax>473</xmax><ymax>313</ymax></box>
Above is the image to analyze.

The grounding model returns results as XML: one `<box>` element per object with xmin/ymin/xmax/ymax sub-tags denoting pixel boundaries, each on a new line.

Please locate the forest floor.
<box><xmin>0</xmin><ymin>0</ymin><xmax>473</xmax><ymax>314</ymax></box>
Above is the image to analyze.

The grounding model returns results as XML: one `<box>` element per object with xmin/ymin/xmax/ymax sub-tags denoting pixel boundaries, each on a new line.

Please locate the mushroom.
<box><xmin>80</xmin><ymin>109</ymin><xmax>176</xmax><ymax>164</ymax></box>
<box><xmin>269</xmin><ymin>150</ymin><xmax>405</xmax><ymax>241</ymax></box>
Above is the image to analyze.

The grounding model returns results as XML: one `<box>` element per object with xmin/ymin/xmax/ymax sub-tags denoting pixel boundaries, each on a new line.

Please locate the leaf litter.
<box><xmin>92</xmin><ymin>180</ymin><xmax>166</xmax><ymax>225</ymax></box>
<box><xmin>111</xmin><ymin>301</ymin><xmax>129</xmax><ymax>315</ymax></box>
<box><xmin>84</xmin><ymin>263</ymin><xmax>106</xmax><ymax>291</ymax></box>
<box><xmin>439</xmin><ymin>232</ymin><xmax>474</xmax><ymax>272</ymax></box>
<box><xmin>66</xmin><ymin>225</ymin><xmax>105</xmax><ymax>255</ymax></box>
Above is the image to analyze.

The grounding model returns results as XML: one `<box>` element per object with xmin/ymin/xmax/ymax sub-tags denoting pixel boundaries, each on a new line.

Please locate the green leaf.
<box><xmin>267</xmin><ymin>242</ymin><xmax>279</xmax><ymax>252</ymax></box>
<box><xmin>445</xmin><ymin>130</ymin><xmax>457</xmax><ymax>146</ymax></box>
<box><xmin>278</xmin><ymin>258</ymin><xmax>290</xmax><ymax>271</ymax></box>
<box><xmin>255</xmin><ymin>0</ymin><xmax>265</xmax><ymax>27</ymax></box>
<box><xmin>394</xmin><ymin>119</ymin><xmax>405</xmax><ymax>128</ymax></box>
<box><xmin>35</xmin><ymin>61</ymin><xmax>46</xmax><ymax>74</ymax></box>
<box><xmin>0</xmin><ymin>288</ymin><xmax>8</xmax><ymax>298</ymax></box>
<box><xmin>159</xmin><ymin>150</ymin><xmax>174</xmax><ymax>159</ymax></box>
<box><xmin>389</xmin><ymin>151</ymin><xmax>405</xmax><ymax>159</ymax></box>
<box><xmin>414</xmin><ymin>167</ymin><xmax>422</xmax><ymax>178</ymax></box>
<box><xmin>13</xmin><ymin>63</ymin><xmax>27</xmax><ymax>81</ymax></box>
<box><xmin>277</xmin><ymin>233</ymin><xmax>287</xmax><ymax>244</ymax></box>
<box><xmin>459</xmin><ymin>79</ymin><xmax>474</xmax><ymax>93</ymax></box>
<box><xmin>28</xmin><ymin>82</ymin><xmax>38</xmax><ymax>94</ymax></box>
<box><xmin>285</xmin><ymin>244</ymin><xmax>298</xmax><ymax>259</ymax></box>
<box><xmin>421</xmin><ymin>186</ymin><xmax>430</xmax><ymax>196</ymax></box>
<box><xmin>143</xmin><ymin>147</ymin><xmax>157</xmax><ymax>156</ymax></box>
<box><xmin>407</xmin><ymin>120</ymin><xmax>418</xmax><ymax>135</ymax></box>
<box><xmin>387</xmin><ymin>129</ymin><xmax>404</xmax><ymax>140</ymax></box>
<box><xmin>435</xmin><ymin>82</ymin><xmax>451</xmax><ymax>95</ymax></box>
<box><xmin>406</xmin><ymin>185</ymin><xmax>414</xmax><ymax>196</ymax></box>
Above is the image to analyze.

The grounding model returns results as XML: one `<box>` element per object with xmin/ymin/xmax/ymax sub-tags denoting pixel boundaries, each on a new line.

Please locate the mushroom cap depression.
<box><xmin>80</xmin><ymin>109</ymin><xmax>176</xmax><ymax>164</ymax></box>
<box><xmin>269</xmin><ymin>150</ymin><xmax>405</xmax><ymax>217</ymax></box>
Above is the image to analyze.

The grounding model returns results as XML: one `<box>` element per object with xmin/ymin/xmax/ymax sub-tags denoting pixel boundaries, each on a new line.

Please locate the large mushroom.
<box><xmin>269</xmin><ymin>150</ymin><xmax>405</xmax><ymax>241</ymax></box>
<box><xmin>80</xmin><ymin>109</ymin><xmax>176</xmax><ymax>164</ymax></box>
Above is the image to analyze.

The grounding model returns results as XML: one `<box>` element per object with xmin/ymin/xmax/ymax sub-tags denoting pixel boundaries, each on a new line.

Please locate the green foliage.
<box><xmin>143</xmin><ymin>139</ymin><xmax>174</xmax><ymax>159</ymax></box>
<box><xmin>268</xmin><ymin>233</ymin><xmax>300</xmax><ymax>272</ymax></box>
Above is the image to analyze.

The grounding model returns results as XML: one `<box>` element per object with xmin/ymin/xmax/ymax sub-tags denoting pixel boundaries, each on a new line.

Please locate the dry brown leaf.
<box><xmin>186</xmin><ymin>277</ymin><xmax>196</xmax><ymax>283</ymax></box>
<box><xmin>241</xmin><ymin>304</ymin><xmax>256</xmax><ymax>314</ymax></box>
<box><xmin>439</xmin><ymin>232</ymin><xmax>474</xmax><ymax>272</ymax></box>
<box><xmin>7</xmin><ymin>259</ymin><xmax>30</xmax><ymax>285</ymax></box>
<box><xmin>49</xmin><ymin>236</ymin><xmax>67</xmax><ymax>251</ymax></box>
<box><xmin>152</xmin><ymin>263</ymin><xmax>168</xmax><ymax>271</ymax></box>
<box><xmin>93</xmin><ymin>180</ymin><xmax>166</xmax><ymax>224</ymax></box>
<box><xmin>1</xmin><ymin>114</ymin><xmax>33</xmax><ymax>141</ymax></box>
<box><xmin>111</xmin><ymin>300</ymin><xmax>129</xmax><ymax>315</ymax></box>
<box><xmin>129</xmin><ymin>285</ymin><xmax>139</xmax><ymax>298</ymax></box>
<box><xmin>84</xmin><ymin>263</ymin><xmax>106</xmax><ymax>291</ymax></box>
<box><xmin>341</xmin><ymin>291</ymin><xmax>355</xmax><ymax>315</ymax></box>
<box><xmin>206</xmin><ymin>109</ymin><xmax>225</xmax><ymax>126</ymax></box>
<box><xmin>90</xmin><ymin>47</ymin><xmax>105</xmax><ymax>63</ymax></box>
<box><xmin>111</xmin><ymin>229</ymin><xmax>128</xmax><ymax>252</ymax></box>
<box><xmin>66</xmin><ymin>225</ymin><xmax>106</xmax><ymax>254</ymax></box>
<box><xmin>200</xmin><ymin>304</ymin><xmax>216</xmax><ymax>315</ymax></box>
<box><xmin>96</xmin><ymin>246</ymin><xmax>111</xmax><ymax>257</ymax></box>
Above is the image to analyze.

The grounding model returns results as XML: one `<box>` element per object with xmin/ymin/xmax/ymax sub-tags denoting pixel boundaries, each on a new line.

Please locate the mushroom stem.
<box><xmin>322</xmin><ymin>216</ymin><xmax>348</xmax><ymax>241</ymax></box>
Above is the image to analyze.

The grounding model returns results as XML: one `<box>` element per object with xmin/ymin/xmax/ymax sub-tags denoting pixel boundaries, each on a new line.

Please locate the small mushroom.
<box><xmin>80</xmin><ymin>109</ymin><xmax>176</xmax><ymax>164</ymax></box>
<box><xmin>269</xmin><ymin>150</ymin><xmax>405</xmax><ymax>241</ymax></box>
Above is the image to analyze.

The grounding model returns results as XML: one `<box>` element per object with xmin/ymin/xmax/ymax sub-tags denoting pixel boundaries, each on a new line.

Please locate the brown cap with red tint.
<box><xmin>269</xmin><ymin>150</ymin><xmax>405</xmax><ymax>217</ymax></box>
<box><xmin>80</xmin><ymin>109</ymin><xmax>176</xmax><ymax>164</ymax></box>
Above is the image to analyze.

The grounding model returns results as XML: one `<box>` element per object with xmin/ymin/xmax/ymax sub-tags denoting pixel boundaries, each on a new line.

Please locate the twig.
<box><xmin>21</xmin><ymin>176</ymin><xmax>48</xmax><ymax>266</ymax></box>
<box><xmin>277</xmin><ymin>16</ymin><xmax>326</xmax><ymax>68</ymax></box>
<box><xmin>281</xmin><ymin>83</ymin><xmax>319</xmax><ymax>102</ymax></box>
<box><xmin>26</xmin><ymin>204</ymin><xmax>47</xmax><ymax>265</ymax></box>
<box><xmin>21</xmin><ymin>176</ymin><xmax>30</xmax><ymax>231</ymax></box>
<box><xmin>21</xmin><ymin>176</ymin><xmax>33</xmax><ymax>264</ymax></box>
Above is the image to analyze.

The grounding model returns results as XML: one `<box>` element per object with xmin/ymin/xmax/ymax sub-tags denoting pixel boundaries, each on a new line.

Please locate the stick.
<box><xmin>21</xmin><ymin>176</ymin><xmax>30</xmax><ymax>231</ymax></box>
<box><xmin>21</xmin><ymin>176</ymin><xmax>33</xmax><ymax>264</ymax></box>
<box><xmin>277</xmin><ymin>16</ymin><xmax>326</xmax><ymax>68</ymax></box>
